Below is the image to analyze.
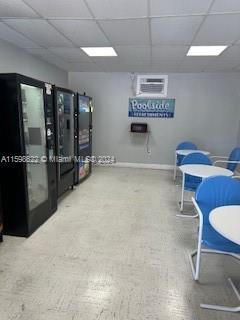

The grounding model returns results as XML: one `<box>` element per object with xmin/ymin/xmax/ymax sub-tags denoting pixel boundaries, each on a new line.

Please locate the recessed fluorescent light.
<box><xmin>187</xmin><ymin>46</ymin><xmax>227</xmax><ymax>56</ymax></box>
<box><xmin>81</xmin><ymin>47</ymin><xmax>117</xmax><ymax>57</ymax></box>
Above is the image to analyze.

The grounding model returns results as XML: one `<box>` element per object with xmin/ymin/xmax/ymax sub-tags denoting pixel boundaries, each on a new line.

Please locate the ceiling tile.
<box><xmin>25</xmin><ymin>48</ymin><xmax>69</xmax><ymax>70</ymax></box>
<box><xmin>150</xmin><ymin>0</ymin><xmax>212</xmax><ymax>16</ymax></box>
<box><xmin>151</xmin><ymin>61</ymin><xmax>181</xmax><ymax>72</ymax></box>
<box><xmin>99</xmin><ymin>19</ymin><xmax>150</xmax><ymax>45</ymax></box>
<box><xmin>4</xmin><ymin>19</ymin><xmax>73</xmax><ymax>47</ymax></box>
<box><xmin>194</xmin><ymin>14</ymin><xmax>240</xmax><ymax>45</ymax></box>
<box><xmin>122</xmin><ymin>65</ymin><xmax>153</xmax><ymax>72</ymax></box>
<box><xmin>114</xmin><ymin>45</ymin><xmax>151</xmax><ymax>61</ymax></box>
<box><xmin>204</xmin><ymin>58</ymin><xmax>240</xmax><ymax>72</ymax></box>
<box><xmin>151</xmin><ymin>16</ymin><xmax>204</xmax><ymax>45</ymax></box>
<box><xmin>0</xmin><ymin>22</ymin><xmax>40</xmax><ymax>48</ymax></box>
<box><xmin>93</xmin><ymin>58</ymin><xmax>152</xmax><ymax>72</ymax></box>
<box><xmin>0</xmin><ymin>0</ymin><xmax>39</xmax><ymax>17</ymax></box>
<box><xmin>24</xmin><ymin>0</ymin><xmax>92</xmax><ymax>18</ymax></box>
<box><xmin>51</xmin><ymin>20</ymin><xmax>110</xmax><ymax>46</ymax></box>
<box><xmin>67</xmin><ymin>62</ymin><xmax>103</xmax><ymax>72</ymax></box>
<box><xmin>86</xmin><ymin>0</ymin><xmax>147</xmax><ymax>19</ymax></box>
<box><xmin>152</xmin><ymin>45</ymin><xmax>189</xmax><ymax>61</ymax></box>
<box><xmin>25</xmin><ymin>48</ymin><xmax>50</xmax><ymax>55</ymax></box>
<box><xmin>234</xmin><ymin>64</ymin><xmax>240</xmax><ymax>71</ymax></box>
<box><xmin>40</xmin><ymin>56</ymin><xmax>70</xmax><ymax>71</ymax></box>
<box><xmin>180</xmin><ymin>56</ymin><xmax>215</xmax><ymax>72</ymax></box>
<box><xmin>91</xmin><ymin>56</ymin><xmax>122</xmax><ymax>64</ymax></box>
<box><xmin>210</xmin><ymin>0</ymin><xmax>240</xmax><ymax>13</ymax></box>
<box><xmin>219</xmin><ymin>45</ymin><xmax>240</xmax><ymax>61</ymax></box>
<box><xmin>48</xmin><ymin>47</ymin><xmax>92</xmax><ymax>62</ymax></box>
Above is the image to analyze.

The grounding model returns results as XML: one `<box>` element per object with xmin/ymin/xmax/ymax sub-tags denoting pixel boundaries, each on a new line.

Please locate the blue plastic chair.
<box><xmin>190</xmin><ymin>176</ymin><xmax>240</xmax><ymax>281</ymax></box>
<box><xmin>213</xmin><ymin>147</ymin><xmax>240</xmax><ymax>173</ymax></box>
<box><xmin>176</xmin><ymin>141</ymin><xmax>198</xmax><ymax>166</ymax></box>
<box><xmin>179</xmin><ymin>153</ymin><xmax>212</xmax><ymax>213</ymax></box>
<box><xmin>174</xmin><ymin>141</ymin><xmax>198</xmax><ymax>181</ymax></box>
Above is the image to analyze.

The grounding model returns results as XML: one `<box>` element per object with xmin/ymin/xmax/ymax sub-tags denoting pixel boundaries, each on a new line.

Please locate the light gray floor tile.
<box><xmin>0</xmin><ymin>167</ymin><xmax>239</xmax><ymax>319</ymax></box>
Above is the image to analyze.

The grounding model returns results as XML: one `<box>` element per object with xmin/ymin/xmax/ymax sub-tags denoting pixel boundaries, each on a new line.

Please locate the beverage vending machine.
<box><xmin>0</xmin><ymin>74</ymin><xmax>57</xmax><ymax>236</ymax></box>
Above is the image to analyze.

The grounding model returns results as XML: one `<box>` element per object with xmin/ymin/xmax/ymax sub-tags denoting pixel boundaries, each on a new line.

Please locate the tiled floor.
<box><xmin>0</xmin><ymin>167</ymin><xmax>239</xmax><ymax>319</ymax></box>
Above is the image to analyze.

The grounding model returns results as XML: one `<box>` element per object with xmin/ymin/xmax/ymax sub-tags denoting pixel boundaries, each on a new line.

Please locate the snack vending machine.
<box><xmin>75</xmin><ymin>94</ymin><xmax>93</xmax><ymax>184</ymax></box>
<box><xmin>54</xmin><ymin>87</ymin><xmax>76</xmax><ymax>196</ymax></box>
<box><xmin>0</xmin><ymin>74</ymin><xmax>57</xmax><ymax>237</ymax></box>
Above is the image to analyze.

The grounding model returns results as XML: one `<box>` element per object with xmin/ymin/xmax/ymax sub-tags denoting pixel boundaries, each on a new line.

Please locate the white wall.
<box><xmin>69</xmin><ymin>72</ymin><xmax>240</xmax><ymax>165</ymax></box>
<box><xmin>0</xmin><ymin>39</ymin><xmax>68</xmax><ymax>87</ymax></box>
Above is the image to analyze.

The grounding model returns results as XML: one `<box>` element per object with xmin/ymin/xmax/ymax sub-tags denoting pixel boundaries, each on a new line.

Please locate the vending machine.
<box><xmin>0</xmin><ymin>185</ymin><xmax>3</xmax><ymax>242</ymax></box>
<box><xmin>0</xmin><ymin>74</ymin><xmax>57</xmax><ymax>237</ymax></box>
<box><xmin>75</xmin><ymin>94</ymin><xmax>93</xmax><ymax>184</ymax></box>
<box><xmin>54</xmin><ymin>87</ymin><xmax>76</xmax><ymax>196</ymax></box>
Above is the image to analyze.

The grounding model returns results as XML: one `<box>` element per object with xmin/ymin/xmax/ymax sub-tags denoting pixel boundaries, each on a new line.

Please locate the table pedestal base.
<box><xmin>201</xmin><ymin>278</ymin><xmax>240</xmax><ymax>313</ymax></box>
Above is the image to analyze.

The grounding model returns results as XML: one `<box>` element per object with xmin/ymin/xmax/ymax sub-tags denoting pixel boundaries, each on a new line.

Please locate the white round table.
<box><xmin>210</xmin><ymin>205</ymin><xmax>240</xmax><ymax>245</ymax></box>
<box><xmin>180</xmin><ymin>164</ymin><xmax>233</xmax><ymax>179</ymax></box>
<box><xmin>174</xmin><ymin>150</ymin><xmax>210</xmax><ymax>181</ymax></box>
<box><xmin>201</xmin><ymin>205</ymin><xmax>240</xmax><ymax>313</ymax></box>
<box><xmin>178</xmin><ymin>165</ymin><xmax>233</xmax><ymax>212</ymax></box>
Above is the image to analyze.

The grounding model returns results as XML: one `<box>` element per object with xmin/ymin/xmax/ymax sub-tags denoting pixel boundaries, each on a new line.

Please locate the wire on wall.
<box><xmin>146</xmin><ymin>131</ymin><xmax>151</xmax><ymax>155</ymax></box>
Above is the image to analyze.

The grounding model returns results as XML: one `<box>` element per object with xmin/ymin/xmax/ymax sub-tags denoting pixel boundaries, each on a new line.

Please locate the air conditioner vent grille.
<box><xmin>134</xmin><ymin>74</ymin><xmax>168</xmax><ymax>97</ymax></box>
<box><xmin>146</xmin><ymin>78</ymin><xmax>164</xmax><ymax>83</ymax></box>
<box><xmin>140</xmin><ymin>83</ymin><xmax>165</xmax><ymax>93</ymax></box>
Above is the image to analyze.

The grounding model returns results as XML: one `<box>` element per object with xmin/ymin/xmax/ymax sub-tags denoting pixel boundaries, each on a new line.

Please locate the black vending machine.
<box><xmin>0</xmin><ymin>74</ymin><xmax>57</xmax><ymax>237</ymax></box>
<box><xmin>75</xmin><ymin>94</ymin><xmax>93</xmax><ymax>184</ymax></box>
<box><xmin>0</xmin><ymin>184</ymin><xmax>3</xmax><ymax>242</ymax></box>
<box><xmin>54</xmin><ymin>87</ymin><xmax>76</xmax><ymax>196</ymax></box>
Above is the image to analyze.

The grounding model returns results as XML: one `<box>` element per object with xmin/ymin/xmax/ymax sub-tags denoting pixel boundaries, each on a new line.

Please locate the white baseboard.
<box><xmin>100</xmin><ymin>162</ymin><xmax>174</xmax><ymax>170</ymax></box>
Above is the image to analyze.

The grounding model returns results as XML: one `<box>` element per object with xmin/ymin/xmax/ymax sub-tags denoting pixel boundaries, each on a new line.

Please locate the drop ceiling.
<box><xmin>0</xmin><ymin>0</ymin><xmax>240</xmax><ymax>72</ymax></box>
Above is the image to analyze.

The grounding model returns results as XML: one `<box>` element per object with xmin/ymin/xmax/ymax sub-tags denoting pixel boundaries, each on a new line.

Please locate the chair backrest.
<box><xmin>181</xmin><ymin>152</ymin><xmax>212</xmax><ymax>166</ymax></box>
<box><xmin>176</xmin><ymin>141</ymin><xmax>197</xmax><ymax>150</ymax></box>
<box><xmin>195</xmin><ymin>176</ymin><xmax>240</xmax><ymax>225</ymax></box>
<box><xmin>227</xmin><ymin>147</ymin><xmax>240</xmax><ymax>172</ymax></box>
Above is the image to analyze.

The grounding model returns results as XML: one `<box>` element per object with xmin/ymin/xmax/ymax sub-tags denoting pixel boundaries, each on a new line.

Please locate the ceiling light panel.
<box><xmin>187</xmin><ymin>46</ymin><xmax>227</xmax><ymax>56</ymax></box>
<box><xmin>81</xmin><ymin>47</ymin><xmax>117</xmax><ymax>57</ymax></box>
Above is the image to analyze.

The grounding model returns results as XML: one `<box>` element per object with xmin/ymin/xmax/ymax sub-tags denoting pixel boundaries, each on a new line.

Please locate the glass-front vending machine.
<box><xmin>0</xmin><ymin>74</ymin><xmax>57</xmax><ymax>237</ymax></box>
<box><xmin>75</xmin><ymin>94</ymin><xmax>93</xmax><ymax>184</ymax></box>
<box><xmin>54</xmin><ymin>87</ymin><xmax>76</xmax><ymax>196</ymax></box>
<box><xmin>0</xmin><ymin>185</ymin><xmax>3</xmax><ymax>242</ymax></box>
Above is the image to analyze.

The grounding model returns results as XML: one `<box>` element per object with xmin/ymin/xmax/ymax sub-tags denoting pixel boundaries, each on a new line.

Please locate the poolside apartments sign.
<box><xmin>129</xmin><ymin>98</ymin><xmax>175</xmax><ymax>118</ymax></box>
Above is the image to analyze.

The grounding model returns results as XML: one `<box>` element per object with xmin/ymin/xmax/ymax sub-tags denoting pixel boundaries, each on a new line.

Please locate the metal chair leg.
<box><xmin>201</xmin><ymin>278</ymin><xmax>240</xmax><ymax>313</ymax></box>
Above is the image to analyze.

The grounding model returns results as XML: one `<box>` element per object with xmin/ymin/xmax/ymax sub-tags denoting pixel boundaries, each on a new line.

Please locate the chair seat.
<box><xmin>202</xmin><ymin>224</ymin><xmax>240</xmax><ymax>253</ymax></box>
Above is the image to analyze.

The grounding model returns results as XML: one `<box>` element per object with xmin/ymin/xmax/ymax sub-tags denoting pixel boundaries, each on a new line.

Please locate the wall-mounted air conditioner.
<box><xmin>134</xmin><ymin>74</ymin><xmax>168</xmax><ymax>97</ymax></box>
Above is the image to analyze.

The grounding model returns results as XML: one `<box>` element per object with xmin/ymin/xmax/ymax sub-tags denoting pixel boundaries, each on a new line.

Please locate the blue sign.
<box><xmin>129</xmin><ymin>98</ymin><xmax>175</xmax><ymax>118</ymax></box>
